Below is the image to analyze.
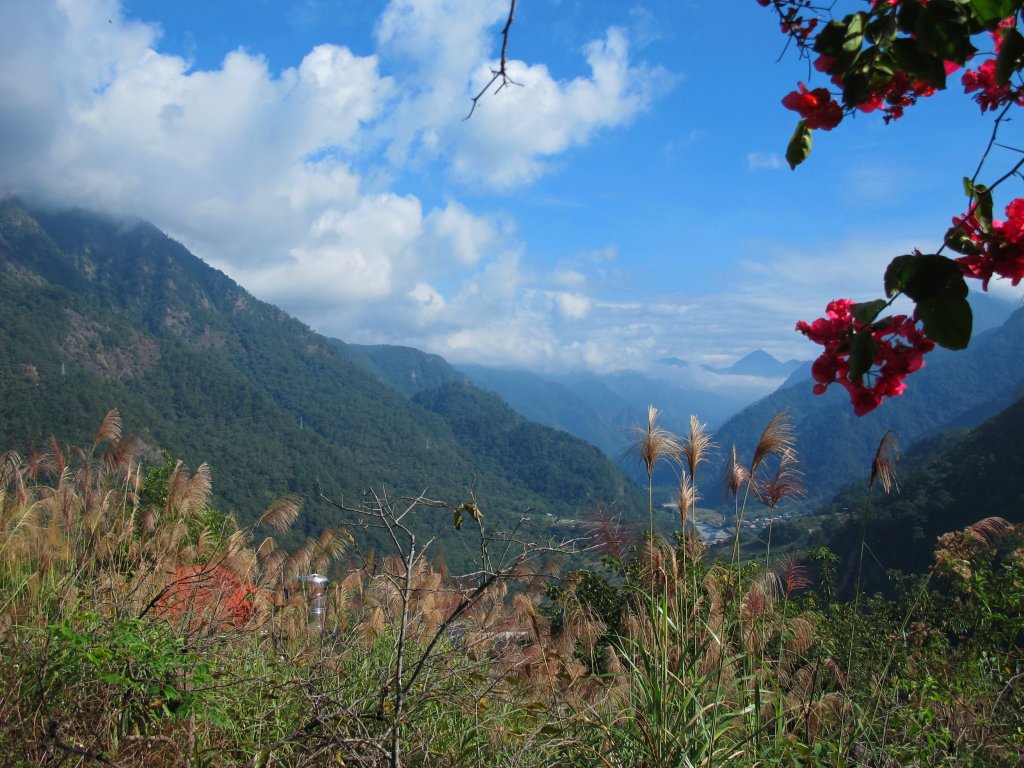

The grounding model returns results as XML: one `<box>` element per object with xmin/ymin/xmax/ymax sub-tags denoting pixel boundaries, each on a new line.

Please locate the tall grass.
<box><xmin>0</xmin><ymin>410</ymin><xmax>1021</xmax><ymax>766</ymax></box>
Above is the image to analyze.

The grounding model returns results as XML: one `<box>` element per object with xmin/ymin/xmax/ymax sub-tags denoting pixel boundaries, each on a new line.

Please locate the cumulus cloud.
<box><xmin>239</xmin><ymin>193</ymin><xmax>424</xmax><ymax>305</ymax></box>
<box><xmin>5</xmin><ymin>0</ymin><xmax>851</xmax><ymax>383</ymax></box>
<box><xmin>423</xmin><ymin>200</ymin><xmax>499</xmax><ymax>266</ymax></box>
<box><xmin>451</xmin><ymin>28</ymin><xmax>670</xmax><ymax>188</ymax></box>
<box><xmin>554</xmin><ymin>292</ymin><xmax>592</xmax><ymax>319</ymax></box>
<box><xmin>1</xmin><ymin>0</ymin><xmax>661</xmax><ymax>317</ymax></box>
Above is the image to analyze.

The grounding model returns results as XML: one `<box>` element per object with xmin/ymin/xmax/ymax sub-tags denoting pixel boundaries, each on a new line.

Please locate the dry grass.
<box><xmin>628</xmin><ymin>405</ymin><xmax>682</xmax><ymax>481</ymax></box>
<box><xmin>870</xmin><ymin>430</ymin><xmax>899</xmax><ymax>495</ymax></box>
<box><xmin>750</xmin><ymin>410</ymin><xmax>795</xmax><ymax>478</ymax></box>
<box><xmin>1</xmin><ymin>409</ymin><xmax>1021</xmax><ymax>767</ymax></box>
<box><xmin>723</xmin><ymin>445</ymin><xmax>748</xmax><ymax>501</ymax></box>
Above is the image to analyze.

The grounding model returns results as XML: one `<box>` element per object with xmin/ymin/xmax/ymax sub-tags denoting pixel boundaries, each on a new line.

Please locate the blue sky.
<box><xmin>1</xmin><ymin>0</ymin><xmax>1020</xmax><ymax>386</ymax></box>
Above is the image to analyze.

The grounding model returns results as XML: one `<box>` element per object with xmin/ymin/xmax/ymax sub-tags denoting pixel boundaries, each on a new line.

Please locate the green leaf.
<box><xmin>453</xmin><ymin>508</ymin><xmax>463</xmax><ymax>530</ymax></box>
<box><xmin>897</xmin><ymin>1</ymin><xmax>924</xmax><ymax>35</ymax></box>
<box><xmin>842</xmin><ymin>70</ymin><xmax>872</xmax><ymax>107</ymax></box>
<box><xmin>786</xmin><ymin>120</ymin><xmax>812</xmax><ymax>170</ymax></box>
<box><xmin>888</xmin><ymin>253</ymin><xmax>973</xmax><ymax>349</ymax></box>
<box><xmin>848</xmin><ymin>330</ymin><xmax>877</xmax><ymax>380</ymax></box>
<box><xmin>974</xmin><ymin>187</ymin><xmax>993</xmax><ymax>233</ymax></box>
<box><xmin>844</xmin><ymin>13</ymin><xmax>867</xmax><ymax>55</ymax></box>
<box><xmin>961</xmin><ymin>178</ymin><xmax>993</xmax><ymax>231</ymax></box>
<box><xmin>970</xmin><ymin>0</ymin><xmax>1020</xmax><ymax>27</ymax></box>
<box><xmin>887</xmin><ymin>253</ymin><xmax>964</xmax><ymax>303</ymax></box>
<box><xmin>890</xmin><ymin>38</ymin><xmax>950</xmax><ymax>87</ymax></box>
<box><xmin>917</xmin><ymin>291</ymin><xmax>973</xmax><ymax>349</ymax></box>
<box><xmin>814</xmin><ymin>19</ymin><xmax>852</xmax><ymax>57</ymax></box>
<box><xmin>867</xmin><ymin>12</ymin><xmax>900</xmax><ymax>46</ymax></box>
<box><xmin>816</xmin><ymin>13</ymin><xmax>869</xmax><ymax>72</ymax></box>
<box><xmin>852</xmin><ymin>299</ymin><xmax>888</xmax><ymax>324</ymax></box>
<box><xmin>98</xmin><ymin>672</ymin><xmax>132</xmax><ymax>687</ymax></box>
<box><xmin>884</xmin><ymin>254</ymin><xmax>918</xmax><ymax>298</ymax></box>
<box><xmin>915</xmin><ymin>2</ymin><xmax>977</xmax><ymax>63</ymax></box>
<box><xmin>995</xmin><ymin>26</ymin><xmax>1024</xmax><ymax>84</ymax></box>
<box><xmin>945</xmin><ymin>228</ymin><xmax>982</xmax><ymax>254</ymax></box>
<box><xmin>905</xmin><ymin>255</ymin><xmax>965</xmax><ymax>303</ymax></box>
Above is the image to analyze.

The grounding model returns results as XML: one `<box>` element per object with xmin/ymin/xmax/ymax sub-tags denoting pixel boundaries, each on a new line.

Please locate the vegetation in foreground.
<box><xmin>0</xmin><ymin>410</ymin><xmax>1021</xmax><ymax>767</ymax></box>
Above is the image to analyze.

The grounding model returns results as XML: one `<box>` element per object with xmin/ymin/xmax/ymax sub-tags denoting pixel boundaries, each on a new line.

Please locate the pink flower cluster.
<box><xmin>782</xmin><ymin>82</ymin><xmax>843</xmax><ymax>129</ymax></box>
<box><xmin>962</xmin><ymin>59</ymin><xmax>1024</xmax><ymax>112</ymax></box>
<box><xmin>950</xmin><ymin>198</ymin><xmax>1024</xmax><ymax>289</ymax></box>
<box><xmin>811</xmin><ymin>55</ymin><xmax>958</xmax><ymax>124</ymax></box>
<box><xmin>962</xmin><ymin>19</ymin><xmax>1024</xmax><ymax>112</ymax></box>
<box><xmin>856</xmin><ymin>68</ymin><xmax>951</xmax><ymax>122</ymax></box>
<box><xmin>796</xmin><ymin>299</ymin><xmax>935</xmax><ymax>416</ymax></box>
<box><xmin>780</xmin><ymin>12</ymin><xmax>1024</xmax><ymax>128</ymax></box>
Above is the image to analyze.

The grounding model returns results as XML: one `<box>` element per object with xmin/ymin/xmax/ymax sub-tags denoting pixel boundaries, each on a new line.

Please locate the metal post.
<box><xmin>297</xmin><ymin>573</ymin><xmax>329</xmax><ymax>632</ymax></box>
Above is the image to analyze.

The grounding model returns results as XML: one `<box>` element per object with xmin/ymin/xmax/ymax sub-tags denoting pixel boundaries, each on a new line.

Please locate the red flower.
<box><xmin>797</xmin><ymin>300</ymin><xmax>935</xmax><ymax>416</ymax></box>
<box><xmin>853</xmin><ymin>70</ymin><xmax>943</xmax><ymax>122</ymax></box>
<box><xmin>782</xmin><ymin>82</ymin><xmax>843</xmax><ymax>129</ymax></box>
<box><xmin>962</xmin><ymin>59</ymin><xmax>1024</xmax><ymax>112</ymax></box>
<box><xmin>950</xmin><ymin>198</ymin><xmax>1024</xmax><ymax>289</ymax></box>
<box><xmin>843</xmin><ymin>381</ymin><xmax>884</xmax><ymax>417</ymax></box>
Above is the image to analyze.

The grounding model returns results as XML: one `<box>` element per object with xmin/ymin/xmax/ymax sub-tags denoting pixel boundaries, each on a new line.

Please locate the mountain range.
<box><xmin>455</xmin><ymin>365</ymin><xmax>746</xmax><ymax>468</ymax></box>
<box><xmin>3</xmin><ymin>195</ymin><xmax>1022</xmax><ymax>562</ymax></box>
<box><xmin>0</xmin><ymin>199</ymin><xmax>643</xmax><ymax>567</ymax></box>
<box><xmin>661</xmin><ymin>350</ymin><xmax>805</xmax><ymax>379</ymax></box>
<box><xmin>819</xmin><ymin>392</ymin><xmax>1024</xmax><ymax>595</ymax></box>
<box><xmin>701</xmin><ymin>303</ymin><xmax>1024</xmax><ymax>508</ymax></box>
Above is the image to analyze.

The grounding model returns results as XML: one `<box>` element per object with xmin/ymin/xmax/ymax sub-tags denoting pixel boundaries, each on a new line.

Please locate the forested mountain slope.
<box><xmin>819</xmin><ymin>394</ymin><xmax>1024</xmax><ymax>595</ymax></box>
<box><xmin>457</xmin><ymin>364</ymin><xmax>745</xmax><ymax>470</ymax></box>
<box><xmin>0</xmin><ymin>199</ymin><xmax>643</xmax><ymax>560</ymax></box>
<box><xmin>702</xmin><ymin>308</ymin><xmax>1024</xmax><ymax>508</ymax></box>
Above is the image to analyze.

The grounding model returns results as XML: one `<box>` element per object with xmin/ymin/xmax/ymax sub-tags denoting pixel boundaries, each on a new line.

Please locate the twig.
<box><xmin>466</xmin><ymin>0</ymin><xmax>520</xmax><ymax>119</ymax></box>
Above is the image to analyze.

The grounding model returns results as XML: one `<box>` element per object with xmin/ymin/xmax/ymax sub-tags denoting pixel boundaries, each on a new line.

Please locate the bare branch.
<box><xmin>465</xmin><ymin>0</ymin><xmax>520</xmax><ymax>119</ymax></box>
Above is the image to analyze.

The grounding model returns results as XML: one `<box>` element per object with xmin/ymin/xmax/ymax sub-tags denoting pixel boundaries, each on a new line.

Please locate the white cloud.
<box><xmin>373</xmin><ymin>0</ymin><xmax>669</xmax><ymax>188</ymax></box>
<box><xmin>451</xmin><ymin>28</ymin><xmax>669</xmax><ymax>188</ymax></box>
<box><xmin>554</xmin><ymin>291</ymin><xmax>591</xmax><ymax>319</ymax></box>
<box><xmin>374</xmin><ymin>0</ymin><xmax>508</xmax><ymax>165</ymax></box>
<box><xmin>4</xmin><ymin>0</ymin><xmax>866</xmax><ymax>383</ymax></box>
<box><xmin>423</xmin><ymin>200</ymin><xmax>498</xmax><ymax>266</ymax></box>
<box><xmin>408</xmin><ymin>282</ymin><xmax>447</xmax><ymax>314</ymax></box>
<box><xmin>239</xmin><ymin>193</ymin><xmax>424</xmax><ymax>305</ymax></box>
<box><xmin>0</xmin><ymin>0</ymin><xmax>396</xmax><ymax>285</ymax></box>
<box><xmin>746</xmin><ymin>152</ymin><xmax>783</xmax><ymax>171</ymax></box>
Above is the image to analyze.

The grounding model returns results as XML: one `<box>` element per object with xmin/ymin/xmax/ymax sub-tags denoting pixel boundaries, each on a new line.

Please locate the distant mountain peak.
<box><xmin>716</xmin><ymin>350</ymin><xmax>805</xmax><ymax>378</ymax></box>
<box><xmin>740</xmin><ymin>349</ymin><xmax>778</xmax><ymax>363</ymax></box>
<box><xmin>659</xmin><ymin>356</ymin><xmax>691</xmax><ymax>368</ymax></box>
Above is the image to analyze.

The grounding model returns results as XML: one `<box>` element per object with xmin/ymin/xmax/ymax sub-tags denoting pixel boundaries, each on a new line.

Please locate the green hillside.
<box><xmin>412</xmin><ymin>381</ymin><xmax>637</xmax><ymax>509</ymax></box>
<box><xmin>457</xmin><ymin>364</ymin><xmax>745</xmax><ymax>474</ymax></box>
<box><xmin>703</xmin><ymin>309</ymin><xmax>1024</xmax><ymax>508</ymax></box>
<box><xmin>0</xmin><ymin>199</ymin><xmax>643</xmax><ymax>564</ymax></box>
<box><xmin>817</xmin><ymin>394</ymin><xmax>1024</xmax><ymax>595</ymax></box>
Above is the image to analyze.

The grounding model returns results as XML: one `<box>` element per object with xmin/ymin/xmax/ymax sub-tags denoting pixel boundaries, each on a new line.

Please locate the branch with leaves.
<box><xmin>758</xmin><ymin>0</ymin><xmax>1024</xmax><ymax>414</ymax></box>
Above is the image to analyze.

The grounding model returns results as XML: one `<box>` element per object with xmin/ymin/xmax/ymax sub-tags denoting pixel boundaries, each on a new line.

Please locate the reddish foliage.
<box><xmin>157</xmin><ymin>564</ymin><xmax>267</xmax><ymax>629</ymax></box>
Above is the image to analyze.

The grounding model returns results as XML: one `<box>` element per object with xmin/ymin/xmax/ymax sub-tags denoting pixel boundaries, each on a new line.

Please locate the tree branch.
<box><xmin>465</xmin><ymin>0</ymin><xmax>519</xmax><ymax>119</ymax></box>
